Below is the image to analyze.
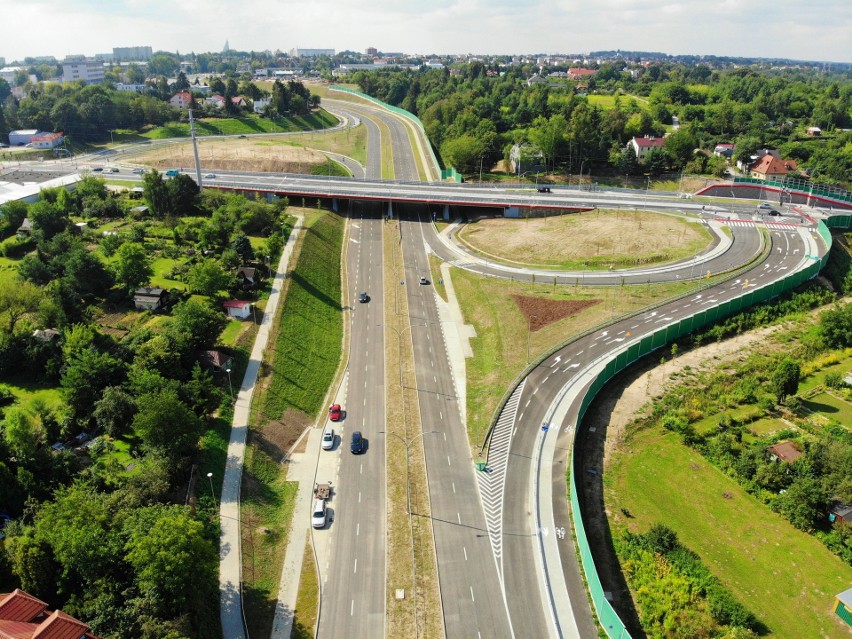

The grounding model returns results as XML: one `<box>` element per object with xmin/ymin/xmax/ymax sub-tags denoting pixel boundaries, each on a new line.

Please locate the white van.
<box><xmin>312</xmin><ymin>499</ymin><xmax>327</xmax><ymax>528</ymax></box>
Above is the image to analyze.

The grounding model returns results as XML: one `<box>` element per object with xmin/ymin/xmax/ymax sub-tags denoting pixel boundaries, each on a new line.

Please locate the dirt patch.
<box><xmin>457</xmin><ymin>209</ymin><xmax>710</xmax><ymax>268</ymax></box>
<box><xmin>134</xmin><ymin>138</ymin><xmax>328</xmax><ymax>173</ymax></box>
<box><xmin>255</xmin><ymin>408</ymin><xmax>313</xmax><ymax>461</ymax></box>
<box><xmin>513</xmin><ymin>294</ymin><xmax>601</xmax><ymax>331</ymax></box>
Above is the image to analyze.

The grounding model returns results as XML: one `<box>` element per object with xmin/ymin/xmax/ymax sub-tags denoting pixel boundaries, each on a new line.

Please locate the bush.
<box><xmin>825</xmin><ymin>371</ymin><xmax>847</xmax><ymax>389</ymax></box>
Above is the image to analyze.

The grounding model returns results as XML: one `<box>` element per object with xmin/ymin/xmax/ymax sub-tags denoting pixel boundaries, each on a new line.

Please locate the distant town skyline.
<box><xmin>0</xmin><ymin>0</ymin><xmax>850</xmax><ymax>64</ymax></box>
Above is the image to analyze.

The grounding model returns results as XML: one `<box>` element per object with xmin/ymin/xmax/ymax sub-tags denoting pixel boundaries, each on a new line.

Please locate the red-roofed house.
<box><xmin>223</xmin><ymin>300</ymin><xmax>252</xmax><ymax>319</ymax></box>
<box><xmin>628</xmin><ymin>136</ymin><xmax>666</xmax><ymax>161</ymax></box>
<box><xmin>169</xmin><ymin>92</ymin><xmax>193</xmax><ymax>109</ymax></box>
<box><xmin>767</xmin><ymin>440</ymin><xmax>803</xmax><ymax>464</ymax></box>
<box><xmin>568</xmin><ymin>68</ymin><xmax>597</xmax><ymax>81</ymax></box>
<box><xmin>205</xmin><ymin>94</ymin><xmax>226</xmax><ymax>109</ymax></box>
<box><xmin>0</xmin><ymin>589</ymin><xmax>98</xmax><ymax>639</ymax></box>
<box><xmin>749</xmin><ymin>155</ymin><xmax>798</xmax><ymax>180</ymax></box>
<box><xmin>29</xmin><ymin>132</ymin><xmax>65</xmax><ymax>149</ymax></box>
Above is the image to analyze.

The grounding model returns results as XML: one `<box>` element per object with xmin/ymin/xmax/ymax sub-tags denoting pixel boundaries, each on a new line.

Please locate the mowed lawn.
<box><xmin>609</xmin><ymin>428</ymin><xmax>852</xmax><ymax>638</ymax></box>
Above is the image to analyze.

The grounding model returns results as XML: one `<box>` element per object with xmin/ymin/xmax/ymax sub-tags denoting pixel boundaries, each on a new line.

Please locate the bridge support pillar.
<box><xmin>443</xmin><ymin>204</ymin><xmax>450</xmax><ymax>221</ymax></box>
<box><xmin>332</xmin><ymin>198</ymin><xmax>338</xmax><ymax>212</ymax></box>
<box><xmin>387</xmin><ymin>200</ymin><xmax>394</xmax><ymax>219</ymax></box>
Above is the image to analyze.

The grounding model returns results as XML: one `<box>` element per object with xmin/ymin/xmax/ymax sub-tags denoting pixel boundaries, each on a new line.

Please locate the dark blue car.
<box><xmin>350</xmin><ymin>431</ymin><xmax>365</xmax><ymax>454</ymax></box>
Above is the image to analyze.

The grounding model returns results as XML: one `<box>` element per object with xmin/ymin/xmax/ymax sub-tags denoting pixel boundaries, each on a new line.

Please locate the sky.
<box><xmin>1</xmin><ymin>0</ymin><xmax>850</xmax><ymax>64</ymax></box>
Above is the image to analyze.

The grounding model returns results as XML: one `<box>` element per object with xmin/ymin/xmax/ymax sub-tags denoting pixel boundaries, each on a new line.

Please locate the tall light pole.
<box><xmin>206</xmin><ymin>472</ymin><xmax>216</xmax><ymax>505</ymax></box>
<box><xmin>527</xmin><ymin>315</ymin><xmax>538</xmax><ymax>362</ymax></box>
<box><xmin>225</xmin><ymin>367</ymin><xmax>233</xmax><ymax>397</ymax></box>
<box><xmin>380</xmin><ymin>322</ymin><xmax>426</xmax><ymax>389</ymax></box>
<box><xmin>379</xmin><ymin>430</ymin><xmax>440</xmax><ymax>514</ymax></box>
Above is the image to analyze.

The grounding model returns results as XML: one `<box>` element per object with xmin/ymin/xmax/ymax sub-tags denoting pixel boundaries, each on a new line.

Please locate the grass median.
<box><xmin>384</xmin><ymin>221</ymin><xmax>443</xmax><ymax>638</ymax></box>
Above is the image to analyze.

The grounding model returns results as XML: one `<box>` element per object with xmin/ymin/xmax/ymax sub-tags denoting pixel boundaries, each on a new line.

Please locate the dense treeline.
<box><xmin>351</xmin><ymin>63</ymin><xmax>852</xmax><ymax>185</ymax></box>
<box><xmin>0</xmin><ymin>76</ymin><xmax>318</xmax><ymax>142</ymax></box>
<box><xmin>0</xmin><ymin>176</ymin><xmax>289</xmax><ymax>637</ymax></box>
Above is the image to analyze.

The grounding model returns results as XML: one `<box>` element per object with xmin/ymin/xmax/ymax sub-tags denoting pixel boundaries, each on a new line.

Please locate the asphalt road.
<box><xmin>317</xmin><ymin>210</ymin><xmax>387</xmax><ymax>638</ymax></box>
<box><xmin>399</xmin><ymin>210</ymin><xmax>514</xmax><ymax>638</ymax></box>
<box><xmin>497</xmin><ymin>224</ymin><xmax>824</xmax><ymax>636</ymax></box>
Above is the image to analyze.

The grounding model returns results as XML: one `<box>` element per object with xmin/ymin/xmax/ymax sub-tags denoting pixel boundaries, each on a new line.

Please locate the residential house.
<box><xmin>200</xmin><ymin>349</ymin><xmax>233</xmax><ymax>372</ymax></box>
<box><xmin>231</xmin><ymin>96</ymin><xmax>247</xmax><ymax>109</ymax></box>
<box><xmin>806</xmin><ymin>126</ymin><xmax>822</xmax><ymax>136</ymax></box>
<box><xmin>713</xmin><ymin>143</ymin><xmax>736</xmax><ymax>159</ymax></box>
<box><xmin>133</xmin><ymin>287</ymin><xmax>168</xmax><ymax>310</ymax></box>
<box><xmin>169</xmin><ymin>92</ymin><xmax>193</xmax><ymax>109</ymax></box>
<box><xmin>223</xmin><ymin>300</ymin><xmax>253</xmax><ymax>319</ymax></box>
<box><xmin>16</xmin><ymin>218</ymin><xmax>33</xmax><ymax>235</ymax></box>
<box><xmin>254</xmin><ymin>98</ymin><xmax>271</xmax><ymax>114</ymax></box>
<box><xmin>568</xmin><ymin>67</ymin><xmax>597</xmax><ymax>81</ymax></box>
<box><xmin>627</xmin><ymin>136</ymin><xmax>666</xmax><ymax>161</ymax></box>
<box><xmin>835</xmin><ymin>588</ymin><xmax>852</xmax><ymax>627</ymax></box>
<box><xmin>29</xmin><ymin>132</ymin><xmax>64</xmax><ymax>149</ymax></box>
<box><xmin>205</xmin><ymin>94</ymin><xmax>226</xmax><ymax>110</ymax></box>
<box><xmin>767</xmin><ymin>440</ymin><xmax>803</xmax><ymax>464</ymax></box>
<box><xmin>0</xmin><ymin>588</ymin><xmax>99</xmax><ymax>639</ymax></box>
<box><xmin>509</xmin><ymin>144</ymin><xmax>544</xmax><ymax>174</ymax></box>
<box><xmin>526</xmin><ymin>74</ymin><xmax>547</xmax><ymax>87</ymax></box>
<box><xmin>236</xmin><ymin>267</ymin><xmax>261</xmax><ymax>290</ymax></box>
<box><xmin>32</xmin><ymin>328</ymin><xmax>61</xmax><ymax>342</ymax></box>
<box><xmin>8</xmin><ymin>129</ymin><xmax>39</xmax><ymax>146</ymax></box>
<box><xmin>830</xmin><ymin>503</ymin><xmax>852</xmax><ymax>527</ymax></box>
<box><xmin>749</xmin><ymin>155</ymin><xmax>798</xmax><ymax>180</ymax></box>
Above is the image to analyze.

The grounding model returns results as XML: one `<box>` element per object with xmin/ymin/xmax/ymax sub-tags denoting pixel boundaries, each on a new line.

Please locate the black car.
<box><xmin>768</xmin><ymin>209</ymin><xmax>781</xmax><ymax>216</ymax></box>
<box><xmin>537</xmin><ymin>186</ymin><xmax>551</xmax><ymax>193</ymax></box>
<box><xmin>358</xmin><ymin>292</ymin><xmax>369</xmax><ymax>303</ymax></box>
<box><xmin>350</xmin><ymin>431</ymin><xmax>365</xmax><ymax>454</ymax></box>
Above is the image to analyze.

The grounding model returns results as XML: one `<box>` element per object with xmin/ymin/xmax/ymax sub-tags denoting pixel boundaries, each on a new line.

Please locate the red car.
<box><xmin>329</xmin><ymin>404</ymin><xmax>342</xmax><ymax>421</ymax></box>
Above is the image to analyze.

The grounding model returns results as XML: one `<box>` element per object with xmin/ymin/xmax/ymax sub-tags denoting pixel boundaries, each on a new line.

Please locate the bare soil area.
<box><xmin>254</xmin><ymin>407</ymin><xmax>314</xmax><ymax>462</ymax></box>
<box><xmin>513</xmin><ymin>294</ymin><xmax>601</xmax><ymax>331</ymax></box>
<box><xmin>458</xmin><ymin>209</ymin><xmax>710</xmax><ymax>268</ymax></box>
<box><xmin>134</xmin><ymin>138</ymin><xmax>328</xmax><ymax>173</ymax></box>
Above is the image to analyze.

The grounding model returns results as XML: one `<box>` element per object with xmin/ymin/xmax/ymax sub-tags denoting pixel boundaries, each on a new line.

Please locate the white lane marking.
<box><xmin>439</xmin><ymin>411</ymin><xmax>443</xmax><ymax>420</ymax></box>
<box><xmin>542</xmin><ymin>375</ymin><xmax>550</xmax><ymax>383</ymax></box>
<box><xmin>518</xmin><ymin>412</ymin><xmax>524</xmax><ymax>421</ymax></box>
<box><xmin>525</xmin><ymin>399</ymin><xmax>531</xmax><ymax>407</ymax></box>
<box><xmin>457</xmin><ymin>513</ymin><xmax>462</xmax><ymax>524</ymax></box>
<box><xmin>470</xmin><ymin>586</ymin><xmax>475</xmax><ymax>602</ymax></box>
<box><xmin>351</xmin><ymin>600</ymin><xmax>354</xmax><ymax>616</ymax></box>
<box><xmin>550</xmin><ymin>356</ymin><xmax>561</xmax><ymax>367</ymax></box>
<box><xmin>354</xmin><ymin>559</ymin><xmax>357</xmax><ymax>573</ymax></box>
<box><xmin>357</xmin><ymin>523</ymin><xmax>360</xmax><ymax>536</ymax></box>
<box><xmin>463</xmin><ymin>547</ymin><xmax>468</xmax><ymax>561</ymax></box>
<box><xmin>358</xmin><ymin>492</ymin><xmax>362</xmax><ymax>503</ymax></box>
<box><xmin>447</xmin><ymin>456</ymin><xmax>452</xmax><ymax>466</ymax></box>
<box><xmin>434</xmin><ymin>375</ymin><xmax>437</xmax><ymax>383</ymax></box>
<box><xmin>452</xmin><ymin>482</ymin><xmax>456</xmax><ymax>493</ymax></box>
<box><xmin>360</xmin><ymin>464</ymin><xmax>363</xmax><ymax>475</ymax></box>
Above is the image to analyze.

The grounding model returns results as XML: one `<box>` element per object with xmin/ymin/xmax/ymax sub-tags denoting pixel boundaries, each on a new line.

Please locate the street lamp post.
<box><xmin>378</xmin><ymin>430</ymin><xmax>440</xmax><ymax>515</ymax></box>
<box><xmin>206</xmin><ymin>472</ymin><xmax>216</xmax><ymax>505</ymax></box>
<box><xmin>380</xmin><ymin>322</ymin><xmax>426</xmax><ymax>389</ymax></box>
<box><xmin>225</xmin><ymin>367</ymin><xmax>233</xmax><ymax>397</ymax></box>
<box><xmin>527</xmin><ymin>315</ymin><xmax>538</xmax><ymax>362</ymax></box>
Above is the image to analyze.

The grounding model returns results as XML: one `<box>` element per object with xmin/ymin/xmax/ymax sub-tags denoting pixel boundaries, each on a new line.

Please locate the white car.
<box><xmin>312</xmin><ymin>499</ymin><xmax>327</xmax><ymax>528</ymax></box>
<box><xmin>322</xmin><ymin>429</ymin><xmax>334</xmax><ymax>450</ymax></box>
<box><xmin>757</xmin><ymin>202</ymin><xmax>772</xmax><ymax>209</ymax></box>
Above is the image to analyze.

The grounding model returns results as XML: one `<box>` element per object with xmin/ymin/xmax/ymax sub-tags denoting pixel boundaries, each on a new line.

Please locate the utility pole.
<box><xmin>188</xmin><ymin>109</ymin><xmax>203</xmax><ymax>192</ymax></box>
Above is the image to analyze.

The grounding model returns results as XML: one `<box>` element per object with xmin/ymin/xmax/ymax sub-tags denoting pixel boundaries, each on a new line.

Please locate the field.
<box><xmin>586</xmin><ymin>94</ymin><xmax>649</xmax><ymax>110</ymax></box>
<box><xmin>455</xmin><ymin>210</ymin><xmax>711</xmax><ymax>270</ymax></box>
<box><xmin>450</xmin><ymin>267</ymin><xmax>710</xmax><ymax>448</ymax></box>
<box><xmin>135</xmin><ymin>110</ymin><xmax>338</xmax><ymax>140</ymax></box>
<box><xmin>607</xmin><ymin>428</ymin><xmax>852</xmax><ymax>638</ymax></box>
<box><xmin>802</xmin><ymin>392</ymin><xmax>852</xmax><ymax>426</ymax></box>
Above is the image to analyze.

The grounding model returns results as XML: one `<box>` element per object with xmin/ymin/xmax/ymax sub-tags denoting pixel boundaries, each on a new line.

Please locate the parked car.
<box><xmin>322</xmin><ymin>429</ymin><xmax>334</xmax><ymax>450</ymax></box>
<box><xmin>329</xmin><ymin>404</ymin><xmax>342</xmax><ymax>421</ymax></box>
<box><xmin>350</xmin><ymin>431</ymin><xmax>365</xmax><ymax>454</ymax></box>
<box><xmin>358</xmin><ymin>292</ymin><xmax>369</xmax><ymax>303</ymax></box>
<box><xmin>419</xmin><ymin>276</ymin><xmax>429</xmax><ymax>285</ymax></box>
<box><xmin>311</xmin><ymin>499</ymin><xmax>327</xmax><ymax>528</ymax></box>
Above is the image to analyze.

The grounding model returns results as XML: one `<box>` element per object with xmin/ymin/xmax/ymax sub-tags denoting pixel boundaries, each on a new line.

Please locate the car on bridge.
<box><xmin>537</xmin><ymin>186</ymin><xmax>551</xmax><ymax>193</ymax></box>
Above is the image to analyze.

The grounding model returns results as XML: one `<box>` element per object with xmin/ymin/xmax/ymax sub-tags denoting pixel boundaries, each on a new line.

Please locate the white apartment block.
<box><xmin>62</xmin><ymin>56</ymin><xmax>105</xmax><ymax>84</ymax></box>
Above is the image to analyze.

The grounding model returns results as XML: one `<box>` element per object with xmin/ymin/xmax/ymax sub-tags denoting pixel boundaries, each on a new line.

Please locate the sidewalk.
<box><xmin>219</xmin><ymin>217</ymin><xmax>303</xmax><ymax>639</ymax></box>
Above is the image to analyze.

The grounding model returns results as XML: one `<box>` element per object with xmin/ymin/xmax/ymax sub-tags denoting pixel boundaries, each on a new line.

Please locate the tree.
<box><xmin>142</xmin><ymin>170</ymin><xmax>170</xmax><ymax>218</ymax></box>
<box><xmin>771</xmin><ymin>358</ymin><xmax>800</xmax><ymax>404</ymax></box>
<box><xmin>112</xmin><ymin>242</ymin><xmax>153</xmax><ymax>293</ymax></box>
<box><xmin>132</xmin><ymin>390</ymin><xmax>203</xmax><ymax>459</ymax></box>
<box><xmin>169</xmin><ymin>298</ymin><xmax>225</xmax><ymax>350</ymax></box>
<box><xmin>820</xmin><ymin>303</ymin><xmax>852</xmax><ymax>348</ymax></box>
<box><xmin>0</xmin><ymin>279</ymin><xmax>43</xmax><ymax>333</ymax></box>
<box><xmin>663</xmin><ymin>126</ymin><xmax>698</xmax><ymax>169</ymax></box>
<box><xmin>61</xmin><ymin>348</ymin><xmax>125</xmax><ymax>418</ymax></box>
<box><xmin>3</xmin><ymin>407</ymin><xmax>42</xmax><ymax>460</ymax></box>
<box><xmin>186</xmin><ymin>259</ymin><xmax>231</xmax><ymax>297</ymax></box>
<box><xmin>92</xmin><ymin>386</ymin><xmax>137</xmax><ymax>437</ymax></box>
<box><xmin>123</xmin><ymin>504</ymin><xmax>217</xmax><ymax>616</ymax></box>
<box><xmin>775</xmin><ymin>476</ymin><xmax>826</xmax><ymax>531</ymax></box>
<box><xmin>166</xmin><ymin>173</ymin><xmax>199</xmax><ymax>215</ymax></box>
<box><xmin>231</xmin><ymin>233</ymin><xmax>255</xmax><ymax>264</ymax></box>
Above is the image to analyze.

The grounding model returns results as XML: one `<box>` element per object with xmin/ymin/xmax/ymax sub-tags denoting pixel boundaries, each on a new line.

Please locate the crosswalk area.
<box><xmin>477</xmin><ymin>379</ymin><xmax>525</xmax><ymax>573</ymax></box>
<box><xmin>714</xmin><ymin>217</ymin><xmax>799</xmax><ymax>231</ymax></box>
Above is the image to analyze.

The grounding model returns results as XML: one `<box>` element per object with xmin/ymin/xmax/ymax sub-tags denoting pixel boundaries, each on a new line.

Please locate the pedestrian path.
<box><xmin>477</xmin><ymin>379</ymin><xmax>526</xmax><ymax>575</ymax></box>
<box><xmin>715</xmin><ymin>217</ymin><xmax>799</xmax><ymax>231</ymax></box>
<box><xmin>219</xmin><ymin>217</ymin><xmax>303</xmax><ymax>639</ymax></box>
